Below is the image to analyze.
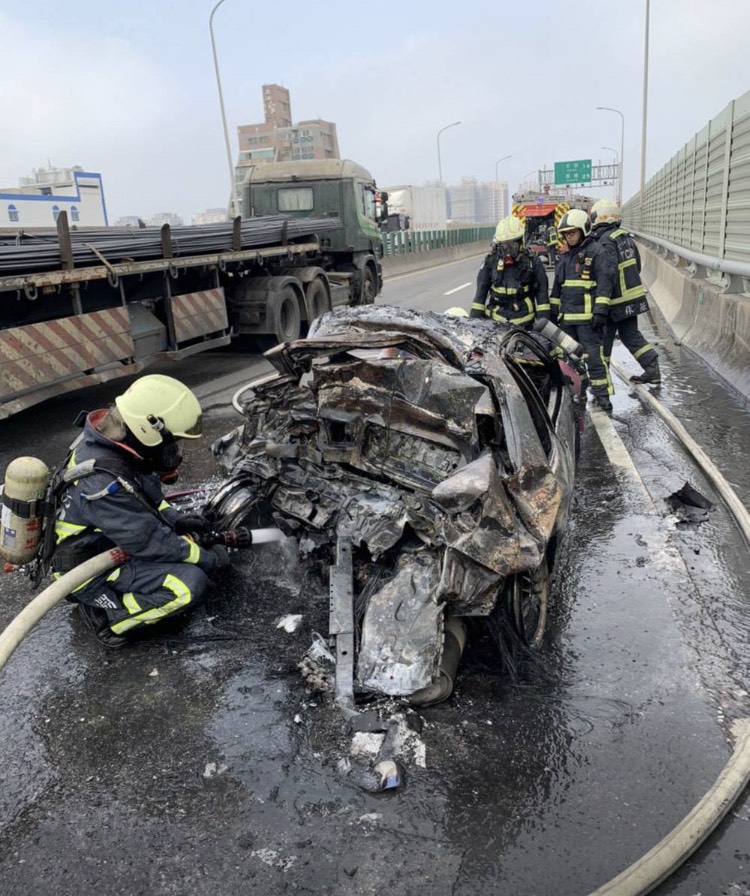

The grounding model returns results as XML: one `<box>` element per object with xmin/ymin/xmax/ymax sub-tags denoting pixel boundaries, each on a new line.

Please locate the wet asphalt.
<box><xmin>0</xmin><ymin>258</ymin><xmax>748</xmax><ymax>895</ymax></box>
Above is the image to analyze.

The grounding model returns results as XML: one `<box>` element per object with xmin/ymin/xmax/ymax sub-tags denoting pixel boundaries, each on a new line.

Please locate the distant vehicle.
<box><xmin>381</xmin><ymin>185</ymin><xmax>448</xmax><ymax>232</ymax></box>
<box><xmin>0</xmin><ymin>159</ymin><xmax>384</xmax><ymax>420</ymax></box>
<box><xmin>512</xmin><ymin>190</ymin><xmax>592</xmax><ymax>264</ymax></box>
<box><xmin>206</xmin><ymin>307</ymin><xmax>584</xmax><ymax>708</ymax></box>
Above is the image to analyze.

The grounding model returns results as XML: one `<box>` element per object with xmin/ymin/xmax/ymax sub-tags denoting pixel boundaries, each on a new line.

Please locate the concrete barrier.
<box><xmin>639</xmin><ymin>242</ymin><xmax>750</xmax><ymax>401</ymax></box>
<box><xmin>381</xmin><ymin>240</ymin><xmax>488</xmax><ymax>278</ymax></box>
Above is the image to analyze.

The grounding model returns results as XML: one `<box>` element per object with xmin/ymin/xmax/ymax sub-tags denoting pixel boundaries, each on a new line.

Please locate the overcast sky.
<box><xmin>2</xmin><ymin>0</ymin><xmax>748</xmax><ymax>221</ymax></box>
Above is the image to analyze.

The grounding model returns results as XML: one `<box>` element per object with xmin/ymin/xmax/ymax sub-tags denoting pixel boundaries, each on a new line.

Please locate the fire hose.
<box><xmin>0</xmin><ymin>526</ymin><xmax>284</xmax><ymax>674</ymax></box>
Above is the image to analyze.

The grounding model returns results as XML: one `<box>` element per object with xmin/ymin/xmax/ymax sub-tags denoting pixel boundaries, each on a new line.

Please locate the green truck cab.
<box><xmin>242</xmin><ymin>159</ymin><xmax>386</xmax><ymax>307</ymax></box>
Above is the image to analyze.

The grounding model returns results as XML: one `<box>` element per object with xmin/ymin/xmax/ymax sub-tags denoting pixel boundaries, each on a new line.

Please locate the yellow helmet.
<box><xmin>557</xmin><ymin>208</ymin><xmax>591</xmax><ymax>238</ymax></box>
<box><xmin>590</xmin><ymin>198</ymin><xmax>622</xmax><ymax>228</ymax></box>
<box><xmin>115</xmin><ymin>375</ymin><xmax>203</xmax><ymax>448</ymax></box>
<box><xmin>444</xmin><ymin>306</ymin><xmax>469</xmax><ymax>318</ymax></box>
<box><xmin>494</xmin><ymin>215</ymin><xmax>526</xmax><ymax>244</ymax></box>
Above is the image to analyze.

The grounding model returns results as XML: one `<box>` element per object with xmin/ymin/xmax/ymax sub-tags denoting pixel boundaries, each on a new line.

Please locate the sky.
<box><xmin>2</xmin><ymin>0</ymin><xmax>749</xmax><ymax>222</ymax></box>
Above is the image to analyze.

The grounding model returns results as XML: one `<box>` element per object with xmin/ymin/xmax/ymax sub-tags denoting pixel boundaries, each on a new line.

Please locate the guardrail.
<box><xmin>623</xmin><ymin>90</ymin><xmax>750</xmax><ymax>271</ymax></box>
<box><xmin>381</xmin><ymin>226</ymin><xmax>494</xmax><ymax>257</ymax></box>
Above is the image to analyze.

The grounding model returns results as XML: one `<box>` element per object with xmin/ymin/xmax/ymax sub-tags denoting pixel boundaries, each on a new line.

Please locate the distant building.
<box><xmin>446</xmin><ymin>178</ymin><xmax>509</xmax><ymax>225</ymax></box>
<box><xmin>147</xmin><ymin>212</ymin><xmax>183</xmax><ymax>228</ymax></box>
<box><xmin>114</xmin><ymin>215</ymin><xmax>145</xmax><ymax>228</ymax></box>
<box><xmin>234</xmin><ymin>84</ymin><xmax>340</xmax><ymax>194</ymax></box>
<box><xmin>192</xmin><ymin>207</ymin><xmax>229</xmax><ymax>225</ymax></box>
<box><xmin>0</xmin><ymin>166</ymin><xmax>108</xmax><ymax>228</ymax></box>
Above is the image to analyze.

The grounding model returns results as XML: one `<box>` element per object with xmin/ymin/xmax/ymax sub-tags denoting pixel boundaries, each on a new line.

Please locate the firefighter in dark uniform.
<box><xmin>50</xmin><ymin>374</ymin><xmax>230</xmax><ymax>648</ymax></box>
<box><xmin>590</xmin><ymin>198</ymin><xmax>661</xmax><ymax>385</ymax></box>
<box><xmin>470</xmin><ymin>215</ymin><xmax>552</xmax><ymax>327</ymax></box>
<box><xmin>551</xmin><ymin>209</ymin><xmax>617</xmax><ymax>411</ymax></box>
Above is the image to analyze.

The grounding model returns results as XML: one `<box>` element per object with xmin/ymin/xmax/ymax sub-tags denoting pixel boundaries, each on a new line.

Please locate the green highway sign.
<box><xmin>554</xmin><ymin>159</ymin><xmax>592</xmax><ymax>185</ymax></box>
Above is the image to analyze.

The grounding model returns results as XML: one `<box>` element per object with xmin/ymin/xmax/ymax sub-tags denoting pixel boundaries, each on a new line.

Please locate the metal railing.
<box><xmin>380</xmin><ymin>226</ymin><xmax>494</xmax><ymax>257</ymax></box>
<box><xmin>623</xmin><ymin>90</ymin><xmax>750</xmax><ymax>279</ymax></box>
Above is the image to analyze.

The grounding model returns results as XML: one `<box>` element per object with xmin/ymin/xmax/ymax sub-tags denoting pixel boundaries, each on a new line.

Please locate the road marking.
<box><xmin>384</xmin><ymin>252</ymin><xmax>486</xmax><ymax>282</ymax></box>
<box><xmin>443</xmin><ymin>282</ymin><xmax>472</xmax><ymax>296</ymax></box>
<box><xmin>588</xmin><ymin>405</ymin><xmax>653</xmax><ymax>505</ymax></box>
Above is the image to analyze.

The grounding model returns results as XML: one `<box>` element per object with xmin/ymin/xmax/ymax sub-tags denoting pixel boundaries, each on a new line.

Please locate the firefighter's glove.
<box><xmin>174</xmin><ymin>515</ymin><xmax>210</xmax><ymax>536</ymax></box>
<box><xmin>590</xmin><ymin>314</ymin><xmax>607</xmax><ymax>335</ymax></box>
<box><xmin>207</xmin><ymin>545</ymin><xmax>231</xmax><ymax>571</ymax></box>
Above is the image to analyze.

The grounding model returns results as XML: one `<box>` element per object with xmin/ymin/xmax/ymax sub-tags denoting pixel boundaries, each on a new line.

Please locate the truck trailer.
<box><xmin>0</xmin><ymin>159</ymin><xmax>385</xmax><ymax>420</ymax></box>
<box><xmin>381</xmin><ymin>185</ymin><xmax>447</xmax><ymax>232</ymax></box>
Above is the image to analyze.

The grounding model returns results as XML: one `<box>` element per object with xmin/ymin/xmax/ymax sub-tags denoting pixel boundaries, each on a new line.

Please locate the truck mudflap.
<box><xmin>167</xmin><ymin>287</ymin><xmax>230</xmax><ymax>345</ymax></box>
<box><xmin>0</xmin><ymin>307</ymin><xmax>138</xmax><ymax>416</ymax></box>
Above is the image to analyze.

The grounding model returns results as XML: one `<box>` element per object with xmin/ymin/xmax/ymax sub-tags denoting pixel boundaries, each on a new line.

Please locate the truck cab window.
<box><xmin>278</xmin><ymin>188</ymin><xmax>314</xmax><ymax>212</ymax></box>
<box><xmin>361</xmin><ymin>186</ymin><xmax>376</xmax><ymax>221</ymax></box>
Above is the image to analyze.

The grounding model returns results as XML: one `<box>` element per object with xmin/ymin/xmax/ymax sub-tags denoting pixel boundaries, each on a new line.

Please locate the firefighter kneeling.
<box><xmin>49</xmin><ymin>374</ymin><xmax>230</xmax><ymax>649</ymax></box>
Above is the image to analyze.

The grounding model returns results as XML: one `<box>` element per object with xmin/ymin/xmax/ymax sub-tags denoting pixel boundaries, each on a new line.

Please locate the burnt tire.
<box><xmin>270</xmin><ymin>285</ymin><xmax>301</xmax><ymax>344</ymax></box>
<box><xmin>508</xmin><ymin>557</ymin><xmax>549</xmax><ymax>649</ymax></box>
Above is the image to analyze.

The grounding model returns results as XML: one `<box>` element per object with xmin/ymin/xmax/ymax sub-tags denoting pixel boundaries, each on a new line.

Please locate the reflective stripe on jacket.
<box><xmin>593</xmin><ymin>224</ymin><xmax>649</xmax><ymax>320</ymax></box>
<box><xmin>550</xmin><ymin>236</ymin><xmax>615</xmax><ymax>323</ymax></box>
<box><xmin>470</xmin><ymin>248</ymin><xmax>551</xmax><ymax>324</ymax></box>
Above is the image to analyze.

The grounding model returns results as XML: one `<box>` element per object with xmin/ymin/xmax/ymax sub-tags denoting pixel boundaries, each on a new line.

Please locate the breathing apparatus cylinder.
<box><xmin>532</xmin><ymin>317</ymin><xmax>585</xmax><ymax>359</ymax></box>
<box><xmin>0</xmin><ymin>457</ymin><xmax>50</xmax><ymax>565</ymax></box>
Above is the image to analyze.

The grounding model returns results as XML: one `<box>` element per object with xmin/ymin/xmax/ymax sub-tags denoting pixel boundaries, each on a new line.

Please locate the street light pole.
<box><xmin>640</xmin><ymin>0</ymin><xmax>651</xmax><ymax>220</ymax></box>
<box><xmin>436</xmin><ymin>121</ymin><xmax>461</xmax><ymax>187</ymax></box>
<box><xmin>602</xmin><ymin>146</ymin><xmax>619</xmax><ymax>199</ymax></box>
<box><xmin>596</xmin><ymin>106</ymin><xmax>625</xmax><ymax>206</ymax></box>
<box><xmin>209</xmin><ymin>0</ymin><xmax>237</xmax><ymax>217</ymax></box>
<box><xmin>494</xmin><ymin>154</ymin><xmax>511</xmax><ymax>183</ymax></box>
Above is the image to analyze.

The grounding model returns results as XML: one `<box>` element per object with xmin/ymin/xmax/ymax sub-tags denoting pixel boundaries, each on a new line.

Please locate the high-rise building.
<box><xmin>446</xmin><ymin>178</ymin><xmax>508</xmax><ymax>225</ymax></box>
<box><xmin>235</xmin><ymin>84</ymin><xmax>340</xmax><ymax>192</ymax></box>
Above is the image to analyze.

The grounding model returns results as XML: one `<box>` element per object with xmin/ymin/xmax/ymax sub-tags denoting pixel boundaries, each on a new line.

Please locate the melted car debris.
<box><xmin>666</xmin><ymin>481</ymin><xmax>716</xmax><ymax>525</ymax></box>
<box><xmin>207</xmin><ymin>306</ymin><xmax>581</xmax><ymax>748</ymax></box>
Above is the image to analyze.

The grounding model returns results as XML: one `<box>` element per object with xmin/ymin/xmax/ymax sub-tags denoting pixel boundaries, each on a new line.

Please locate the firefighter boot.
<box><xmin>630</xmin><ymin>359</ymin><xmax>661</xmax><ymax>386</ymax></box>
<box><xmin>77</xmin><ymin>599</ymin><xmax>129</xmax><ymax>650</ymax></box>
<box><xmin>592</xmin><ymin>392</ymin><xmax>613</xmax><ymax>413</ymax></box>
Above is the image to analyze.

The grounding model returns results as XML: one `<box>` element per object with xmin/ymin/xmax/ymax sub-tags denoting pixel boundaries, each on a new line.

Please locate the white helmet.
<box><xmin>494</xmin><ymin>215</ymin><xmax>526</xmax><ymax>244</ymax></box>
<box><xmin>557</xmin><ymin>208</ymin><xmax>592</xmax><ymax>239</ymax></box>
<box><xmin>115</xmin><ymin>375</ymin><xmax>203</xmax><ymax>448</ymax></box>
<box><xmin>444</xmin><ymin>306</ymin><xmax>469</xmax><ymax>318</ymax></box>
<box><xmin>590</xmin><ymin>199</ymin><xmax>622</xmax><ymax>228</ymax></box>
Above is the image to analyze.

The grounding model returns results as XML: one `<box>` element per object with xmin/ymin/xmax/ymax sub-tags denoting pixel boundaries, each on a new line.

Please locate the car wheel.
<box><xmin>508</xmin><ymin>557</ymin><xmax>549</xmax><ymax>649</ymax></box>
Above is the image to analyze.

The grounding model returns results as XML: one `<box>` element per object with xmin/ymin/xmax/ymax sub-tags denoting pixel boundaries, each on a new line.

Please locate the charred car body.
<box><xmin>207</xmin><ymin>306</ymin><xmax>582</xmax><ymax>708</ymax></box>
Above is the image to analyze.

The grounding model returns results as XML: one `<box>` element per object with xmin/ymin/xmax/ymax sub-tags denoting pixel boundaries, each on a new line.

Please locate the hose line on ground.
<box><xmin>586</xmin><ymin>718</ymin><xmax>750</xmax><ymax>896</ymax></box>
<box><xmin>587</xmin><ymin>362</ymin><xmax>750</xmax><ymax>895</ymax></box>
<box><xmin>0</xmin><ymin>548</ymin><xmax>123</xmax><ymax>673</ymax></box>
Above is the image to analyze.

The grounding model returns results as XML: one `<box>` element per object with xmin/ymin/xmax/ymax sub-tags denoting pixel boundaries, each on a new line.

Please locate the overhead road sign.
<box><xmin>554</xmin><ymin>159</ymin><xmax>592</xmax><ymax>185</ymax></box>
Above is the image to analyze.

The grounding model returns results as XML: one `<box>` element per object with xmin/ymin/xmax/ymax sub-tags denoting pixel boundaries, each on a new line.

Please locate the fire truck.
<box><xmin>511</xmin><ymin>190</ymin><xmax>592</xmax><ymax>263</ymax></box>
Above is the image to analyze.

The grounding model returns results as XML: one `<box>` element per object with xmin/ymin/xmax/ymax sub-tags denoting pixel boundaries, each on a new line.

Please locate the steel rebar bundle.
<box><xmin>0</xmin><ymin>215</ymin><xmax>342</xmax><ymax>275</ymax></box>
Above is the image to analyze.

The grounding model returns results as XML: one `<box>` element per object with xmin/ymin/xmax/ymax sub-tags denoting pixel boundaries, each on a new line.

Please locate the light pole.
<box><xmin>209</xmin><ymin>0</ymin><xmax>237</xmax><ymax>217</ymax></box>
<box><xmin>596</xmin><ymin>106</ymin><xmax>624</xmax><ymax>206</ymax></box>
<box><xmin>602</xmin><ymin>146</ymin><xmax>619</xmax><ymax>199</ymax></box>
<box><xmin>640</xmin><ymin>0</ymin><xmax>651</xmax><ymax>221</ymax></box>
<box><xmin>494</xmin><ymin>154</ymin><xmax>511</xmax><ymax>183</ymax></box>
<box><xmin>436</xmin><ymin>121</ymin><xmax>461</xmax><ymax>187</ymax></box>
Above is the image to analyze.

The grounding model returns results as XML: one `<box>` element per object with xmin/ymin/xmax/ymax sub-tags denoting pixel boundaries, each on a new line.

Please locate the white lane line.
<box><xmin>588</xmin><ymin>405</ymin><xmax>653</xmax><ymax>505</ymax></box>
<box><xmin>443</xmin><ymin>282</ymin><xmax>472</xmax><ymax>296</ymax></box>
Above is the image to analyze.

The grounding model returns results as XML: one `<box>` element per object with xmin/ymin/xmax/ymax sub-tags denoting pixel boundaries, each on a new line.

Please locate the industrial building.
<box><xmin>0</xmin><ymin>166</ymin><xmax>108</xmax><ymax>228</ymax></box>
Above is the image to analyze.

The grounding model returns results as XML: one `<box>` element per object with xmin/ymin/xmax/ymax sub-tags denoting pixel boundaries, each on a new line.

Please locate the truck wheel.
<box><xmin>269</xmin><ymin>286</ymin><xmax>301</xmax><ymax>343</ymax></box>
<box><xmin>305</xmin><ymin>277</ymin><xmax>330</xmax><ymax>324</ymax></box>
<box><xmin>361</xmin><ymin>267</ymin><xmax>377</xmax><ymax>305</ymax></box>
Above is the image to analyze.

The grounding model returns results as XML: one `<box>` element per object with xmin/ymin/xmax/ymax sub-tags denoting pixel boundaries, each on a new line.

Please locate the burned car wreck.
<box><xmin>207</xmin><ymin>306</ymin><xmax>582</xmax><ymax>709</ymax></box>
